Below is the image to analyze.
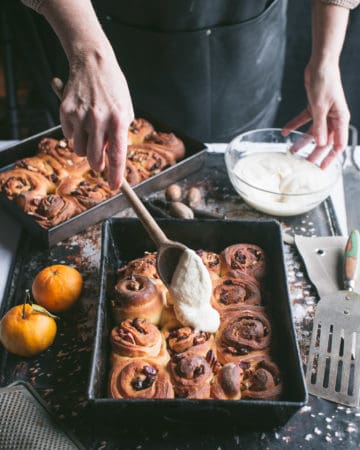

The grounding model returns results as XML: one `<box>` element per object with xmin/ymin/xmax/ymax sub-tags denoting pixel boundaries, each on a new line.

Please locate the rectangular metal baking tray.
<box><xmin>87</xmin><ymin>218</ymin><xmax>308</xmax><ymax>429</ymax></box>
<box><xmin>0</xmin><ymin>115</ymin><xmax>206</xmax><ymax>248</ymax></box>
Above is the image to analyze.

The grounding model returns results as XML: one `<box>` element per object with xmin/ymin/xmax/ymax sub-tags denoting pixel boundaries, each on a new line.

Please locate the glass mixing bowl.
<box><xmin>224</xmin><ymin>128</ymin><xmax>342</xmax><ymax>216</ymax></box>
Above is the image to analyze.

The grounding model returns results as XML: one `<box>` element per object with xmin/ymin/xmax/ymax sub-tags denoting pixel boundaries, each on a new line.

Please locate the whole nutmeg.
<box><xmin>169</xmin><ymin>202</ymin><xmax>194</xmax><ymax>219</ymax></box>
<box><xmin>186</xmin><ymin>187</ymin><xmax>202</xmax><ymax>208</ymax></box>
<box><xmin>165</xmin><ymin>184</ymin><xmax>182</xmax><ymax>202</ymax></box>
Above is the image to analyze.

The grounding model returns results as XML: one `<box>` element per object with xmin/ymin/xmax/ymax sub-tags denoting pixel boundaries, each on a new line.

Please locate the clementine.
<box><xmin>0</xmin><ymin>303</ymin><xmax>57</xmax><ymax>357</ymax></box>
<box><xmin>32</xmin><ymin>264</ymin><xmax>83</xmax><ymax>313</ymax></box>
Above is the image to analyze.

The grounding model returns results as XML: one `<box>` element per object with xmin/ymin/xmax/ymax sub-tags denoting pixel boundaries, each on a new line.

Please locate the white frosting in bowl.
<box><xmin>229</xmin><ymin>152</ymin><xmax>338</xmax><ymax>216</ymax></box>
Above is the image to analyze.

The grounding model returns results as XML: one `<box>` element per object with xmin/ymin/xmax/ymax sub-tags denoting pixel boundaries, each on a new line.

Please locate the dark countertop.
<box><xmin>1</xmin><ymin>145</ymin><xmax>359</xmax><ymax>450</ymax></box>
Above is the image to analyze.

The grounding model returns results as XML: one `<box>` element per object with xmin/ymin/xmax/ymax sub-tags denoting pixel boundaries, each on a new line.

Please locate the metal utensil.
<box><xmin>343</xmin><ymin>126</ymin><xmax>360</xmax><ymax>232</ymax></box>
<box><xmin>306</xmin><ymin>229</ymin><xmax>360</xmax><ymax>406</ymax></box>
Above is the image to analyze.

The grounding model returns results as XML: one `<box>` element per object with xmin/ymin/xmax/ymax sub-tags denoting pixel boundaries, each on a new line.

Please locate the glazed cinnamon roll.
<box><xmin>37</xmin><ymin>137</ymin><xmax>90</xmax><ymax>176</ymax></box>
<box><xmin>144</xmin><ymin>131</ymin><xmax>185</xmax><ymax>160</ymax></box>
<box><xmin>127</xmin><ymin>144</ymin><xmax>176</xmax><ymax>180</ymax></box>
<box><xmin>211</xmin><ymin>275</ymin><xmax>262</xmax><ymax>315</ymax></box>
<box><xmin>109</xmin><ymin>359</ymin><xmax>174</xmax><ymax>399</ymax></box>
<box><xmin>56</xmin><ymin>175</ymin><xmax>115</xmax><ymax>209</ymax></box>
<box><xmin>168</xmin><ymin>353</ymin><xmax>213</xmax><ymax>399</ymax></box>
<box><xmin>110</xmin><ymin>318</ymin><xmax>169</xmax><ymax>366</ymax></box>
<box><xmin>16</xmin><ymin>194</ymin><xmax>84</xmax><ymax>228</ymax></box>
<box><xmin>210</xmin><ymin>362</ymin><xmax>243</xmax><ymax>400</ymax></box>
<box><xmin>221</xmin><ymin>244</ymin><xmax>266</xmax><ymax>281</ymax></box>
<box><xmin>0</xmin><ymin>168</ymin><xmax>55</xmax><ymax>201</ymax></box>
<box><xmin>128</xmin><ymin>118</ymin><xmax>154</xmax><ymax>145</ymax></box>
<box><xmin>15</xmin><ymin>154</ymin><xmax>69</xmax><ymax>183</ymax></box>
<box><xmin>112</xmin><ymin>274</ymin><xmax>164</xmax><ymax>325</ymax></box>
<box><xmin>239</xmin><ymin>353</ymin><xmax>283</xmax><ymax>400</ymax></box>
<box><xmin>216</xmin><ymin>307</ymin><xmax>271</xmax><ymax>364</ymax></box>
<box><xmin>163</xmin><ymin>325</ymin><xmax>215</xmax><ymax>359</ymax></box>
<box><xmin>196</xmin><ymin>249</ymin><xmax>222</xmax><ymax>281</ymax></box>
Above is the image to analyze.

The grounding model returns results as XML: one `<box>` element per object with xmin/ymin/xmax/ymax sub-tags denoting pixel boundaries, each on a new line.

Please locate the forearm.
<box><xmin>311</xmin><ymin>0</ymin><xmax>349</xmax><ymax>67</ymax></box>
<box><xmin>24</xmin><ymin>0</ymin><xmax>113</xmax><ymax>66</ymax></box>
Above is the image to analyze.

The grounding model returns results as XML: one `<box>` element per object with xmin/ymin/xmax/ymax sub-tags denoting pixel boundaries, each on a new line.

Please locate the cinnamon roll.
<box><xmin>56</xmin><ymin>175</ymin><xmax>115</xmax><ymax>209</ymax></box>
<box><xmin>210</xmin><ymin>362</ymin><xmax>243</xmax><ymax>400</ymax></box>
<box><xmin>127</xmin><ymin>144</ymin><xmax>176</xmax><ymax>180</ymax></box>
<box><xmin>159</xmin><ymin>304</ymin><xmax>182</xmax><ymax>329</ymax></box>
<box><xmin>144</xmin><ymin>131</ymin><xmax>185</xmax><ymax>160</ymax></box>
<box><xmin>15</xmin><ymin>154</ymin><xmax>69</xmax><ymax>183</ymax></box>
<box><xmin>110</xmin><ymin>318</ymin><xmax>169</xmax><ymax>366</ymax></box>
<box><xmin>211</xmin><ymin>275</ymin><xmax>262</xmax><ymax>315</ymax></box>
<box><xmin>16</xmin><ymin>194</ymin><xmax>84</xmax><ymax>228</ymax></box>
<box><xmin>125</xmin><ymin>159</ymin><xmax>141</xmax><ymax>186</ymax></box>
<box><xmin>128</xmin><ymin>118</ymin><xmax>154</xmax><ymax>145</ymax></box>
<box><xmin>163</xmin><ymin>325</ymin><xmax>215</xmax><ymax>359</ymax></box>
<box><xmin>239</xmin><ymin>353</ymin><xmax>283</xmax><ymax>400</ymax></box>
<box><xmin>168</xmin><ymin>353</ymin><xmax>213</xmax><ymax>399</ymax></box>
<box><xmin>112</xmin><ymin>274</ymin><xmax>164</xmax><ymax>325</ymax></box>
<box><xmin>0</xmin><ymin>168</ymin><xmax>55</xmax><ymax>201</ymax></box>
<box><xmin>109</xmin><ymin>359</ymin><xmax>174</xmax><ymax>399</ymax></box>
<box><xmin>221</xmin><ymin>244</ymin><xmax>266</xmax><ymax>281</ymax></box>
<box><xmin>118</xmin><ymin>253</ymin><xmax>167</xmax><ymax>304</ymax></box>
<box><xmin>119</xmin><ymin>252</ymin><xmax>159</xmax><ymax>281</ymax></box>
<box><xmin>37</xmin><ymin>137</ymin><xmax>90</xmax><ymax>176</ymax></box>
<box><xmin>216</xmin><ymin>307</ymin><xmax>271</xmax><ymax>364</ymax></box>
<box><xmin>196</xmin><ymin>249</ymin><xmax>222</xmax><ymax>281</ymax></box>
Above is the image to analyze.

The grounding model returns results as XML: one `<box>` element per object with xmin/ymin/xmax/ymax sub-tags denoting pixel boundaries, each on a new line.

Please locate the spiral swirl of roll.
<box><xmin>37</xmin><ymin>137</ymin><xmax>90</xmax><ymax>175</ymax></box>
<box><xmin>216</xmin><ymin>307</ymin><xmax>271</xmax><ymax>364</ymax></box>
<box><xmin>127</xmin><ymin>144</ymin><xmax>176</xmax><ymax>180</ymax></box>
<box><xmin>196</xmin><ymin>250</ymin><xmax>222</xmax><ymax>281</ymax></box>
<box><xmin>163</xmin><ymin>325</ymin><xmax>215</xmax><ymax>358</ymax></box>
<box><xmin>128</xmin><ymin>118</ymin><xmax>154</xmax><ymax>145</ymax></box>
<box><xmin>221</xmin><ymin>244</ymin><xmax>266</xmax><ymax>281</ymax></box>
<box><xmin>0</xmin><ymin>168</ymin><xmax>55</xmax><ymax>201</ymax></box>
<box><xmin>15</xmin><ymin>154</ymin><xmax>69</xmax><ymax>183</ymax></box>
<box><xmin>56</xmin><ymin>175</ymin><xmax>114</xmax><ymax>209</ymax></box>
<box><xmin>16</xmin><ymin>194</ymin><xmax>84</xmax><ymax>228</ymax></box>
<box><xmin>144</xmin><ymin>131</ymin><xmax>185</xmax><ymax>160</ymax></box>
<box><xmin>110</xmin><ymin>318</ymin><xmax>169</xmax><ymax>366</ymax></box>
<box><xmin>211</xmin><ymin>275</ymin><xmax>262</xmax><ymax>314</ymax></box>
<box><xmin>109</xmin><ymin>359</ymin><xmax>174</xmax><ymax>399</ymax></box>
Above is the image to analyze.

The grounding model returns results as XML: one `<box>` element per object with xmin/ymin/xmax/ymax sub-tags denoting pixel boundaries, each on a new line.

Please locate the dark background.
<box><xmin>0</xmin><ymin>0</ymin><xmax>359</xmax><ymax>141</ymax></box>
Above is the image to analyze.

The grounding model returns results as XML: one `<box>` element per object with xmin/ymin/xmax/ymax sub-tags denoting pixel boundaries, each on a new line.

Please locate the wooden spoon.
<box><xmin>120</xmin><ymin>179</ymin><xmax>187</xmax><ymax>285</ymax></box>
<box><xmin>51</xmin><ymin>77</ymin><xmax>187</xmax><ymax>286</ymax></box>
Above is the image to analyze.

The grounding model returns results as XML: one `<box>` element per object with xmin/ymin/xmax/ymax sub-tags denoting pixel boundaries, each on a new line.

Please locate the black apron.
<box><xmin>95</xmin><ymin>0</ymin><xmax>287</xmax><ymax>142</ymax></box>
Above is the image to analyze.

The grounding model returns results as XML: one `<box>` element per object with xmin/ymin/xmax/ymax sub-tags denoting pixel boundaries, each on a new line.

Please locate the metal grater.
<box><xmin>0</xmin><ymin>381</ymin><xmax>84</xmax><ymax>450</ymax></box>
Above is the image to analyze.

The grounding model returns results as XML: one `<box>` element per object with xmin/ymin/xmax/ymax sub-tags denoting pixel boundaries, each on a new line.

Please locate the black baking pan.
<box><xmin>0</xmin><ymin>113</ymin><xmax>206</xmax><ymax>248</ymax></box>
<box><xmin>87</xmin><ymin>218</ymin><xmax>307</xmax><ymax>430</ymax></box>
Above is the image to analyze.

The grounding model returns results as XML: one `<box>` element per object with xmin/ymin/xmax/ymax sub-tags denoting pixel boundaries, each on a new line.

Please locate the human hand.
<box><xmin>282</xmin><ymin>62</ymin><xmax>350</xmax><ymax>169</ymax></box>
<box><xmin>59</xmin><ymin>45</ymin><xmax>134</xmax><ymax>190</ymax></box>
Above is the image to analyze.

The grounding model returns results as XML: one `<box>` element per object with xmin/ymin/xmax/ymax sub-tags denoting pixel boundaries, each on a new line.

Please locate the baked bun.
<box><xmin>215</xmin><ymin>307</ymin><xmax>271</xmax><ymax>364</ymax></box>
<box><xmin>16</xmin><ymin>194</ymin><xmax>84</xmax><ymax>228</ymax></box>
<box><xmin>128</xmin><ymin>118</ymin><xmax>154</xmax><ymax>145</ymax></box>
<box><xmin>112</xmin><ymin>275</ymin><xmax>164</xmax><ymax>325</ymax></box>
<box><xmin>110</xmin><ymin>318</ymin><xmax>169</xmax><ymax>366</ymax></box>
<box><xmin>109</xmin><ymin>359</ymin><xmax>174</xmax><ymax>399</ymax></box>
<box><xmin>144</xmin><ymin>131</ymin><xmax>185</xmax><ymax>160</ymax></box>
<box><xmin>221</xmin><ymin>244</ymin><xmax>266</xmax><ymax>281</ymax></box>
